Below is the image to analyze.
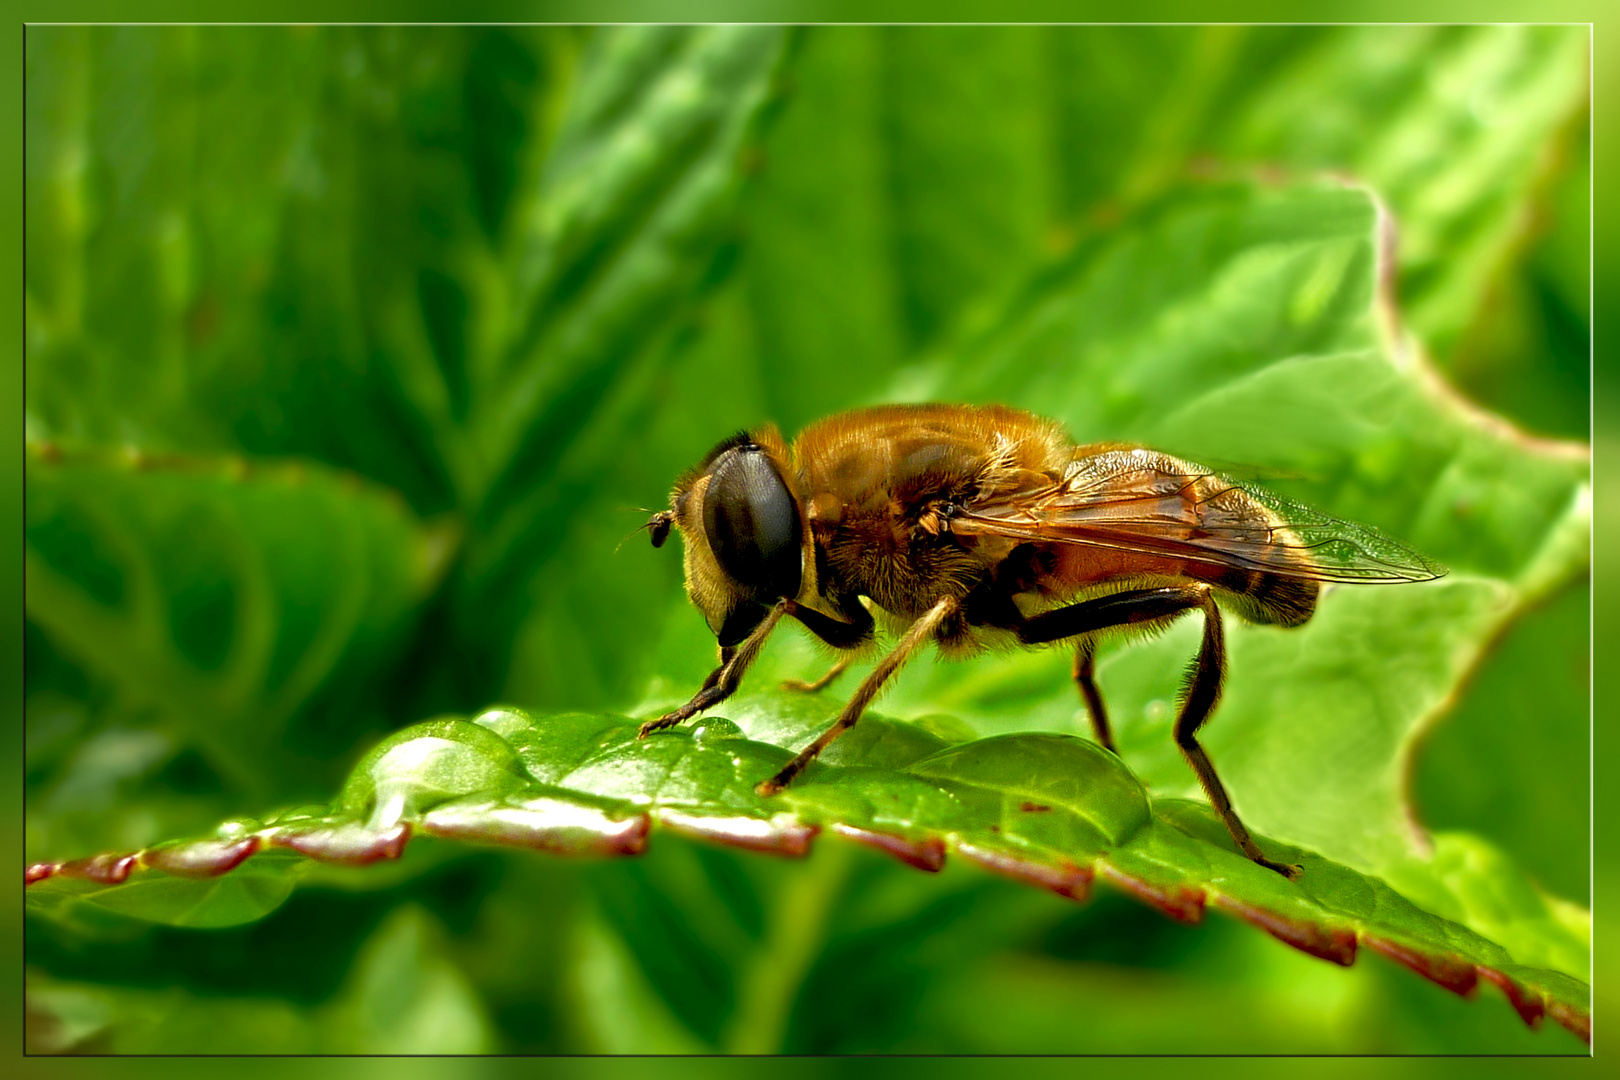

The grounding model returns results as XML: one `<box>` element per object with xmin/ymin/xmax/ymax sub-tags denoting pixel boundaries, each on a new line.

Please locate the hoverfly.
<box><xmin>641</xmin><ymin>404</ymin><xmax>1444</xmax><ymax>878</ymax></box>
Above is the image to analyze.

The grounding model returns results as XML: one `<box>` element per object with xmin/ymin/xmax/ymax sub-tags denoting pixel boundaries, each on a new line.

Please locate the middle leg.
<box><xmin>758</xmin><ymin>595</ymin><xmax>959</xmax><ymax>795</ymax></box>
<box><xmin>780</xmin><ymin>597</ymin><xmax>872</xmax><ymax>692</ymax></box>
<box><xmin>782</xmin><ymin>653</ymin><xmax>854</xmax><ymax>693</ymax></box>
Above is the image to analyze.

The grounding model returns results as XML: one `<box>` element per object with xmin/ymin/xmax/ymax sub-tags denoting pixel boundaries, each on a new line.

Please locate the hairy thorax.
<box><xmin>792</xmin><ymin>404</ymin><xmax>1074</xmax><ymax>622</ymax></box>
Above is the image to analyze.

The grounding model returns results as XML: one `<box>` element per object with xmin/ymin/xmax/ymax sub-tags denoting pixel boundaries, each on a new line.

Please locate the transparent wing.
<box><xmin>949</xmin><ymin>449</ymin><xmax>1447</xmax><ymax>584</ymax></box>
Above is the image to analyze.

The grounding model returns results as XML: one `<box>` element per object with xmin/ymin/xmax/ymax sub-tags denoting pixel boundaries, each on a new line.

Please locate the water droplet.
<box><xmin>216</xmin><ymin>816</ymin><xmax>264</xmax><ymax>837</ymax></box>
<box><xmin>472</xmin><ymin>708</ymin><xmax>532</xmax><ymax>737</ymax></box>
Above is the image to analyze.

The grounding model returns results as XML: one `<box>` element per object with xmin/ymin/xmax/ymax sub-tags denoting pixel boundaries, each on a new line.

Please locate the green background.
<box><xmin>11</xmin><ymin>1</ymin><xmax>1605</xmax><ymax>1068</ymax></box>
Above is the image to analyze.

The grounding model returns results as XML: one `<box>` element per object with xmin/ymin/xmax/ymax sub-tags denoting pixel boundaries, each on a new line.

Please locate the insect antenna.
<box><xmin>614</xmin><ymin>506</ymin><xmax>675</xmax><ymax>553</ymax></box>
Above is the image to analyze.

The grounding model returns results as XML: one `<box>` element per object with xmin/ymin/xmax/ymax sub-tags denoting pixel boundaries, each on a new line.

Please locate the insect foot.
<box><xmin>636</xmin><ymin>714</ymin><xmax>684</xmax><ymax>739</ymax></box>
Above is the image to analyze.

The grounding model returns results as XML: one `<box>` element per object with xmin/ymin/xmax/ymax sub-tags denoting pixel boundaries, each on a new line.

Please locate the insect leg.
<box><xmin>782</xmin><ymin>654</ymin><xmax>854</xmax><ymax>694</ymax></box>
<box><xmin>782</xmin><ymin>596</ymin><xmax>875</xmax><ymax>647</ymax></box>
<box><xmin>1072</xmin><ymin>638</ymin><xmax>1115</xmax><ymax>753</ymax></box>
<box><xmin>1016</xmin><ymin>586</ymin><xmax>1205</xmax><ymax>643</ymax></box>
<box><xmin>1173</xmin><ymin>590</ymin><xmax>1302</xmax><ymax>881</ymax></box>
<box><xmin>638</xmin><ymin>603</ymin><xmax>786</xmax><ymax>738</ymax></box>
<box><xmin>1014</xmin><ymin>585</ymin><xmax>1297</xmax><ymax>880</ymax></box>
<box><xmin>778</xmin><ymin>597</ymin><xmax>872</xmax><ymax>692</ymax></box>
<box><xmin>699</xmin><ymin>645</ymin><xmax>738</xmax><ymax>691</ymax></box>
<box><xmin>758</xmin><ymin>595</ymin><xmax>959</xmax><ymax>795</ymax></box>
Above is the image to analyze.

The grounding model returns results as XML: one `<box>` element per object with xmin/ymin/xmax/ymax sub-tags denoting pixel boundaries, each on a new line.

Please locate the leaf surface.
<box><xmin>24</xmin><ymin>703</ymin><xmax>1591</xmax><ymax>1044</ymax></box>
<box><xmin>872</xmin><ymin>179</ymin><xmax>1588</xmax><ymax>879</ymax></box>
<box><xmin>24</xmin><ymin>444</ymin><xmax>445</xmax><ymax>788</ymax></box>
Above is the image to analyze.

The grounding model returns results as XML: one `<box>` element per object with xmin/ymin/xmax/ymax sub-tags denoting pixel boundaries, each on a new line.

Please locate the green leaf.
<box><xmin>322</xmin><ymin>905</ymin><xmax>494</xmax><ymax>1053</ymax></box>
<box><xmin>24</xmin><ymin>444</ymin><xmax>447</xmax><ymax>796</ymax></box>
<box><xmin>567</xmin><ymin>900</ymin><xmax>713</xmax><ymax>1054</ymax></box>
<box><xmin>25</xmin><ymin>26</ymin><xmax>794</xmax><ymax>719</ymax></box>
<box><xmin>26</xmin><ymin>905</ymin><xmax>490</xmax><ymax>1053</ymax></box>
<box><xmin>464</xmin><ymin>26</ymin><xmax>789</xmax><ymax>568</ymax></box>
<box><xmin>436</xmin><ymin>26</ymin><xmax>792</xmax><ymax>704</ymax></box>
<box><xmin>22</xmin><ymin>704</ymin><xmax>1591</xmax><ymax>1045</ymax></box>
<box><xmin>878</xmin><ymin>178</ymin><xmax>1588</xmax><ymax>880</ymax></box>
<box><xmin>27</xmin><ymin>27</ymin><xmax>339</xmax><ymax>456</ymax></box>
<box><xmin>736</xmin><ymin>27</ymin><xmax>908</xmax><ymax>429</ymax></box>
<box><xmin>883</xmin><ymin>27</ymin><xmax>1057</xmax><ymax>349</ymax></box>
<box><xmin>1412</xmin><ymin>584</ymin><xmax>1590</xmax><ymax>898</ymax></box>
<box><xmin>1218</xmin><ymin>26</ymin><xmax>1589</xmax><ymax>358</ymax></box>
<box><xmin>27</xmin><ymin>846</ymin><xmax>302</xmax><ymax>930</ymax></box>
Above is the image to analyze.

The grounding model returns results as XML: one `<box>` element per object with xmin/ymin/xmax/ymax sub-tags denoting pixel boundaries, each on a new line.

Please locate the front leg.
<box><xmin>782</xmin><ymin>596</ymin><xmax>873</xmax><ymax>647</ymax></box>
<box><xmin>638</xmin><ymin>602</ymin><xmax>787</xmax><ymax>737</ymax></box>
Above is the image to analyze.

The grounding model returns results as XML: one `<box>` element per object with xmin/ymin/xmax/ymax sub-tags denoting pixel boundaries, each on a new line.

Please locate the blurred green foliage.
<box><xmin>25</xmin><ymin>25</ymin><xmax>1589</xmax><ymax>1054</ymax></box>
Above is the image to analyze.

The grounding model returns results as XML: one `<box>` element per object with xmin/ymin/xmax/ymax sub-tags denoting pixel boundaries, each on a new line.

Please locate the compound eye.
<box><xmin>702</xmin><ymin>446</ymin><xmax>803</xmax><ymax>601</ymax></box>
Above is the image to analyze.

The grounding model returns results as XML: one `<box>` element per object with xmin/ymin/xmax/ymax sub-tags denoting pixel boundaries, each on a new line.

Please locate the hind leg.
<box><xmin>1072</xmin><ymin>638</ymin><xmax>1115</xmax><ymax>753</ymax></box>
<box><xmin>1017</xmin><ymin>586</ymin><xmax>1298</xmax><ymax>880</ymax></box>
